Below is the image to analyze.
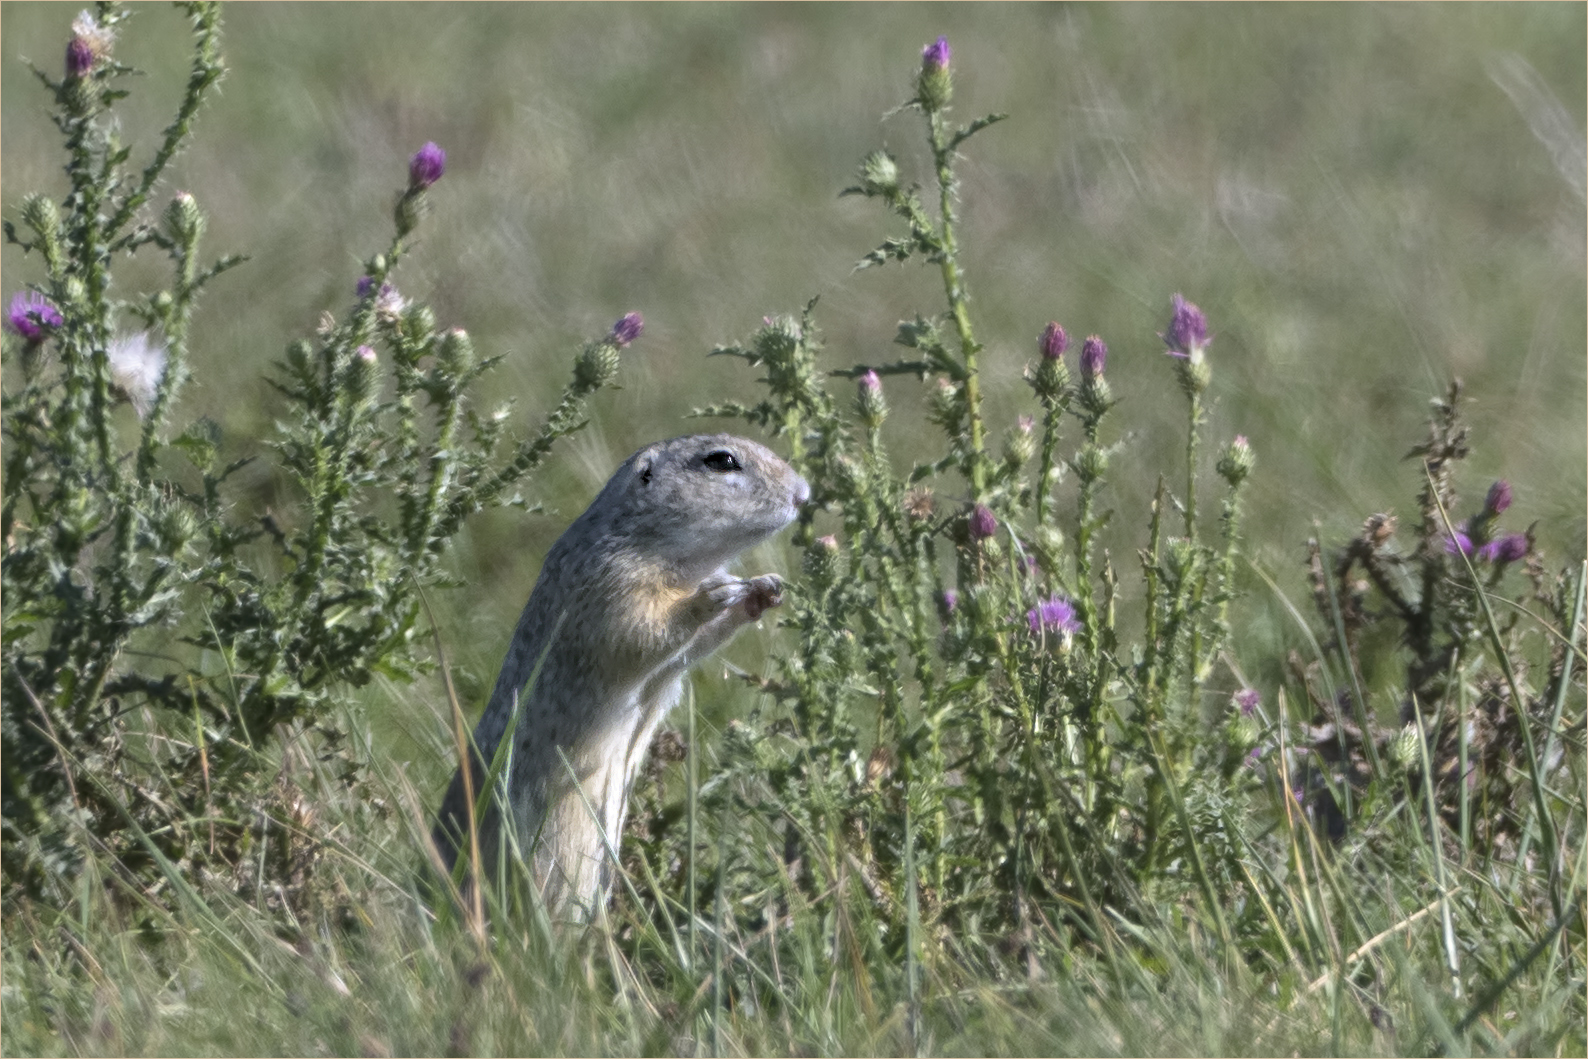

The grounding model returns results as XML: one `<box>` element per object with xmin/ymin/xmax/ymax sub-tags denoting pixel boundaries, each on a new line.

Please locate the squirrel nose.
<box><xmin>792</xmin><ymin>476</ymin><xmax>811</xmax><ymax>508</ymax></box>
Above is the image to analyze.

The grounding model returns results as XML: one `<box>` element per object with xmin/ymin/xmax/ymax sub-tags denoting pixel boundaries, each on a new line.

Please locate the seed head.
<box><xmin>107</xmin><ymin>332</ymin><xmax>169</xmax><ymax>419</ymax></box>
<box><xmin>857</xmin><ymin>150</ymin><xmax>899</xmax><ymax>197</ymax></box>
<box><xmin>904</xmin><ymin>488</ymin><xmax>936</xmax><ymax>522</ymax></box>
<box><xmin>408</xmin><ymin>142</ymin><xmax>446</xmax><ymax>191</ymax></box>
<box><xmin>7</xmin><ymin>291</ymin><xmax>63</xmax><ymax>342</ymax></box>
<box><xmin>609</xmin><ymin>312</ymin><xmax>644</xmax><ymax>348</ymax></box>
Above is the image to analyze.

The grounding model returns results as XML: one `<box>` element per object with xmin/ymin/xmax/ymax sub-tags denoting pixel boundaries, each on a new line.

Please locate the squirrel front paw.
<box><xmin>741</xmin><ymin>573</ymin><xmax>783</xmax><ymax>620</ymax></box>
<box><xmin>701</xmin><ymin>573</ymin><xmax>784</xmax><ymax>620</ymax></box>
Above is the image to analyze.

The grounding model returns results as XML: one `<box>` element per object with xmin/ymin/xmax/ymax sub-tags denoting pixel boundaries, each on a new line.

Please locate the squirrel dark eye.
<box><xmin>702</xmin><ymin>450</ymin><xmax>741</xmax><ymax>473</ymax></box>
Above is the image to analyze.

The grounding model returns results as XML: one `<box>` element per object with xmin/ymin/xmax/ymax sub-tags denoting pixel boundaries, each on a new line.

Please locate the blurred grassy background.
<box><xmin>4</xmin><ymin>3</ymin><xmax>1584</xmax><ymax>745</ymax></box>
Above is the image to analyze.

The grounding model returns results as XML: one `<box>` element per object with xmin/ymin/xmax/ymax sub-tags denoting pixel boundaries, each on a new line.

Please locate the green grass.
<box><xmin>2</xmin><ymin>4</ymin><xmax>1584</xmax><ymax>1055</ymax></box>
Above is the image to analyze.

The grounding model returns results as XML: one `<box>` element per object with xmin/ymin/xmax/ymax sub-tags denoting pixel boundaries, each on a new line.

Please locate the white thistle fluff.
<box><xmin>107</xmin><ymin>331</ymin><xmax>168</xmax><ymax>419</ymax></box>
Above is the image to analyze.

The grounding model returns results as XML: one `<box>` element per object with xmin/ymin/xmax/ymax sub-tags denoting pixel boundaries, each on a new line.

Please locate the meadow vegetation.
<box><xmin>2</xmin><ymin>4</ymin><xmax>1584</xmax><ymax>1056</ymax></box>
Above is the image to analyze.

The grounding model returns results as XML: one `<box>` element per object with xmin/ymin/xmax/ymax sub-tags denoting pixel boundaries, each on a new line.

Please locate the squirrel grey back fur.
<box><xmin>434</xmin><ymin>433</ymin><xmax>808</xmax><ymax>916</ymax></box>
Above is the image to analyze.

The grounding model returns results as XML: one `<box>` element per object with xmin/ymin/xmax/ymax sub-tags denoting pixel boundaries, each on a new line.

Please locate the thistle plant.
<box><xmin>666</xmin><ymin>36</ymin><xmax>1265</xmax><ymax>969</ymax></box>
<box><xmin>1</xmin><ymin>4</ymin><xmax>635</xmax><ymax>910</ymax></box>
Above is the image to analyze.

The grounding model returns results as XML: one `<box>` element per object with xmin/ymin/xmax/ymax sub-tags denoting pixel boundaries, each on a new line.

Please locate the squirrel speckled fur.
<box><xmin>434</xmin><ymin>433</ymin><xmax>809</xmax><ymax>915</ymax></box>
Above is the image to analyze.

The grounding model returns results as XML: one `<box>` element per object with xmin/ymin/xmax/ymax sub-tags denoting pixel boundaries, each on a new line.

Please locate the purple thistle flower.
<box><xmin>408</xmin><ymin>142</ymin><xmax>446</xmax><ymax>190</ymax></box>
<box><xmin>355</xmin><ymin>344</ymin><xmax>378</xmax><ymax>364</ymax></box>
<box><xmin>1080</xmin><ymin>335</ymin><xmax>1107</xmax><ymax>379</ymax></box>
<box><xmin>922</xmin><ymin>35</ymin><xmax>951</xmax><ymax>72</ymax></box>
<box><xmin>1161</xmin><ymin>293</ymin><xmax>1209</xmax><ymax>358</ymax></box>
<box><xmin>940</xmin><ymin>588</ymin><xmax>959</xmax><ymax>616</ymax></box>
<box><xmin>969</xmin><ymin>503</ymin><xmax>997</xmax><ymax>541</ymax></box>
<box><xmin>1444</xmin><ymin>531</ymin><xmax>1475</xmax><ymax>557</ymax></box>
<box><xmin>356</xmin><ymin>276</ymin><xmax>376</xmax><ymax>298</ymax></box>
<box><xmin>609</xmin><ymin>312</ymin><xmax>644</xmax><ymax>347</ymax></box>
<box><xmin>1479</xmin><ymin>533</ymin><xmax>1529</xmax><ymax>564</ymax></box>
<box><xmin>7</xmin><ymin>291</ymin><xmax>63</xmax><ymax>342</ymax></box>
<box><xmin>860</xmin><ymin>369</ymin><xmax>882</xmax><ymax>394</ymax></box>
<box><xmin>1027</xmin><ymin>594</ymin><xmax>1080</xmax><ymax>637</ymax></box>
<box><xmin>66</xmin><ymin>36</ymin><xmax>94</xmax><ymax>78</ymax></box>
<box><xmin>1040</xmin><ymin>322</ymin><xmax>1069</xmax><ymax>361</ymax></box>
<box><xmin>1235</xmin><ymin>688</ymin><xmax>1261</xmax><ymax>716</ymax></box>
<box><xmin>1484</xmin><ymin>480</ymin><xmax>1512</xmax><ymax>516</ymax></box>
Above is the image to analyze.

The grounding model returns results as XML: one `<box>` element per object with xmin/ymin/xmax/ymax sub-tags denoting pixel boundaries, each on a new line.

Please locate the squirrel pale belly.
<box><xmin>434</xmin><ymin>433</ymin><xmax>809</xmax><ymax>915</ymax></box>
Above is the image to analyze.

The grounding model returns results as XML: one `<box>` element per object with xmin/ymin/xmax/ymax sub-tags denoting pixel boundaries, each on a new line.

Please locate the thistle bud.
<box><xmin>1217</xmin><ymin>434</ymin><xmax>1255</xmax><ymax>487</ymax></box>
<box><xmin>857</xmin><ymin>369</ymin><xmax>887</xmax><ymax>428</ymax></box>
<box><xmin>1035</xmin><ymin>524</ymin><xmax>1065</xmax><ymax>555</ymax></box>
<box><xmin>347</xmin><ymin>344</ymin><xmax>379</xmax><ymax>403</ymax></box>
<box><xmin>402</xmin><ymin>303</ymin><xmax>436</xmax><ymax>343</ymax></box>
<box><xmin>574</xmin><ymin>340</ymin><xmax>621</xmax><ymax>390</ymax></box>
<box><xmin>937</xmin><ymin>589</ymin><xmax>959</xmax><ymax>620</ymax></box>
<box><xmin>917</xmin><ymin>35</ymin><xmax>953</xmax><ymax>111</ymax></box>
<box><xmin>858</xmin><ymin>150</ymin><xmax>899</xmax><ymax>198</ymax></box>
<box><xmin>157</xmin><ymin>504</ymin><xmax>197</xmax><ymax>554</ymax></box>
<box><xmin>163</xmin><ymin>192</ymin><xmax>204</xmax><ymax>246</ymax></box>
<box><xmin>1226</xmin><ymin>711</ymin><xmax>1262</xmax><ymax>752</ymax></box>
<box><xmin>1161</xmin><ymin>293</ymin><xmax>1212</xmax><ymax>398</ymax></box>
<box><xmin>1478</xmin><ymin>533</ymin><xmax>1529</xmax><ymax>564</ymax></box>
<box><xmin>1074</xmin><ymin>443</ymin><xmax>1108</xmax><ymax>483</ymax></box>
<box><xmin>436</xmin><ymin>327</ymin><xmax>474</xmax><ymax>377</ymax></box>
<box><xmin>20</xmin><ymin>195</ymin><xmax>61</xmax><ymax>248</ymax></box>
<box><xmin>1079</xmin><ymin>335</ymin><xmax>1107</xmax><ymax>379</ymax></box>
<box><xmin>1163</xmin><ymin>537</ymin><xmax>1198</xmax><ymax>589</ymax></box>
<box><xmin>1003</xmin><ymin>414</ymin><xmax>1037</xmax><ymax>467</ymax></box>
<box><xmin>803</xmin><ymin>533</ymin><xmax>842</xmax><ymax>585</ymax></box>
<box><xmin>968</xmin><ymin>503</ymin><xmax>997</xmax><ymax>542</ymax></box>
<box><xmin>928</xmin><ymin>377</ymin><xmax>961</xmax><ymax>427</ymax></box>
<box><xmin>1484</xmin><ymin>480</ymin><xmax>1512</xmax><ymax>516</ymax></box>
<box><xmin>408</xmin><ymin>142</ymin><xmax>446</xmax><ymax>191</ymax></box>
<box><xmin>1040</xmin><ymin>322</ymin><xmax>1069</xmax><ymax>361</ymax></box>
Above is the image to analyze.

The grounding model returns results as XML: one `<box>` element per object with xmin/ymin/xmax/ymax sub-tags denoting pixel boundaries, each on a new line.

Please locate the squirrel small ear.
<box><xmin>637</xmin><ymin>459</ymin><xmax>653</xmax><ymax>486</ymax></box>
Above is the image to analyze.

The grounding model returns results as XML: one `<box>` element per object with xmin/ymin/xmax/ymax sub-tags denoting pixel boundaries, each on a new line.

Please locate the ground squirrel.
<box><xmin>434</xmin><ymin>433</ymin><xmax>809</xmax><ymax>916</ymax></box>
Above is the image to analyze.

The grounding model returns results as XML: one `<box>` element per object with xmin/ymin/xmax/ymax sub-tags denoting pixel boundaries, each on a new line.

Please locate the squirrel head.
<box><xmin>597</xmin><ymin>434</ymin><xmax>809</xmax><ymax>580</ymax></box>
